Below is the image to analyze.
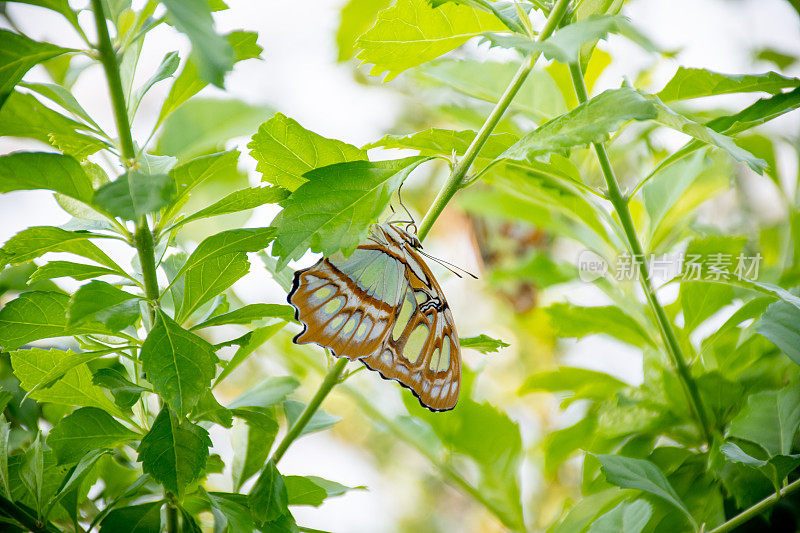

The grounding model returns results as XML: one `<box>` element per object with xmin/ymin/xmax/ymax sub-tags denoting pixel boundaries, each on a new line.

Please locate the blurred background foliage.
<box><xmin>0</xmin><ymin>0</ymin><xmax>800</xmax><ymax>532</ymax></box>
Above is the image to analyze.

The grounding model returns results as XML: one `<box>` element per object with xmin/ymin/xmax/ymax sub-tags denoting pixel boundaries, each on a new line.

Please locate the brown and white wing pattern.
<box><xmin>289</xmin><ymin>247</ymin><xmax>406</xmax><ymax>359</ymax></box>
<box><xmin>360</xmin><ymin>245</ymin><xmax>461</xmax><ymax>411</ymax></box>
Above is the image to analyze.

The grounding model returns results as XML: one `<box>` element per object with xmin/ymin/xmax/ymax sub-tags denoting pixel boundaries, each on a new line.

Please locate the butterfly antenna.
<box><xmin>397</xmin><ymin>182</ymin><xmax>417</xmax><ymax>234</ymax></box>
<box><xmin>417</xmin><ymin>249</ymin><xmax>479</xmax><ymax>279</ymax></box>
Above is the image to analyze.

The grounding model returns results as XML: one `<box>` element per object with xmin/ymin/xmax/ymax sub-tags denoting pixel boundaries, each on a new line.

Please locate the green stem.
<box><xmin>90</xmin><ymin>0</ymin><xmax>136</xmax><ymax>163</ymax></box>
<box><xmin>270</xmin><ymin>357</ymin><xmax>349</xmax><ymax>465</ymax></box>
<box><xmin>0</xmin><ymin>494</ymin><xmax>60</xmax><ymax>533</ymax></box>
<box><xmin>709</xmin><ymin>477</ymin><xmax>800</xmax><ymax>533</ymax></box>
<box><xmin>343</xmin><ymin>383</ymin><xmax>524</xmax><ymax>530</ymax></box>
<box><xmin>417</xmin><ymin>0</ymin><xmax>572</xmax><ymax>240</ymax></box>
<box><xmin>567</xmin><ymin>62</ymin><xmax>712</xmax><ymax>444</ymax></box>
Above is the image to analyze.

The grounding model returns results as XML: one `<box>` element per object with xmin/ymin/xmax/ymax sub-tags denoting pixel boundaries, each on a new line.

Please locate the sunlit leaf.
<box><xmin>179</xmin><ymin>252</ymin><xmax>249</xmax><ymax>322</ymax></box>
<box><xmin>162</xmin><ymin>0</ymin><xmax>233</xmax><ymax>87</ymax></box>
<box><xmin>0</xmin><ymin>226</ymin><xmax>119</xmax><ymax>271</ymax></box>
<box><xmin>93</xmin><ymin>171</ymin><xmax>175</xmax><ymax>221</ymax></box>
<box><xmin>546</xmin><ymin>303</ymin><xmax>654</xmax><ymax>348</ymax></box>
<box><xmin>0</xmin><ymin>92</ymin><xmax>108</xmax><ymax>158</ymax></box>
<box><xmin>175</xmin><ymin>227</ymin><xmax>276</xmax><ymax>281</ymax></box>
<box><xmin>29</xmin><ymin>261</ymin><xmax>121</xmax><ymax>284</ymax></box>
<box><xmin>139</xmin><ymin>407</ymin><xmax>211</xmax><ymax>496</ymax></box>
<box><xmin>355</xmin><ymin>0</ymin><xmax>504</xmax><ymax>81</ymax></box>
<box><xmin>0</xmin><ymin>29</ymin><xmax>74</xmax><ymax>105</ymax></box>
<box><xmin>48</xmin><ymin>407</ymin><xmax>138</xmax><ymax>464</ymax></box>
<box><xmin>0</xmin><ymin>152</ymin><xmax>94</xmax><ymax>202</ymax></box>
<box><xmin>284</xmin><ymin>400</ymin><xmax>341</xmax><ymax>436</ymax></box>
<box><xmin>459</xmin><ymin>334</ymin><xmax>509</xmax><ymax>353</ymax></box>
<box><xmin>657</xmin><ymin>67</ymin><xmax>800</xmax><ymax>102</ymax></box>
<box><xmin>520</xmin><ymin>366</ymin><xmax>627</xmax><ymax>401</ymax></box>
<box><xmin>727</xmin><ymin>385</ymin><xmax>800</xmax><ymax>456</ymax></box>
<box><xmin>596</xmin><ymin>454</ymin><xmax>694</xmax><ymax>525</ymax></box>
<box><xmin>756</xmin><ymin>299</ymin><xmax>800</xmax><ymax>366</ymax></box>
<box><xmin>249</xmin><ymin>113</ymin><xmax>367</xmax><ymax>191</ymax></box>
<box><xmin>68</xmin><ymin>280</ymin><xmax>139</xmax><ymax>330</ymax></box>
<box><xmin>140</xmin><ymin>311</ymin><xmax>218</xmax><ymax>416</ymax></box>
<box><xmin>481</xmin><ymin>14</ymin><xmax>657</xmax><ymax>63</ymax></box>
<box><xmin>271</xmin><ymin>157</ymin><xmax>427</xmax><ymax>269</ymax></box>
<box><xmin>10</xmin><ymin>347</ymin><xmax>121</xmax><ymax>414</ymax></box>
<box><xmin>587</xmin><ymin>499</ymin><xmax>652</xmax><ymax>533</ymax></box>
<box><xmin>178</xmin><ymin>186</ymin><xmax>288</xmax><ymax>227</ymax></box>
<box><xmin>336</xmin><ymin>0</ymin><xmax>392</xmax><ymax>61</ymax></box>
<box><xmin>680</xmin><ymin>282</ymin><xmax>734</xmax><ymax>332</ymax></box>
<box><xmin>365</xmin><ymin>128</ymin><xmax>516</xmax><ymax>160</ymax></box>
<box><xmin>193</xmin><ymin>303</ymin><xmax>294</xmax><ymax>330</ymax></box>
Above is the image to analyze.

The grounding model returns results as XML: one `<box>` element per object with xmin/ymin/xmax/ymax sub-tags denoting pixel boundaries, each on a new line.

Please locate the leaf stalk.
<box><xmin>709</xmin><ymin>476</ymin><xmax>800</xmax><ymax>533</ymax></box>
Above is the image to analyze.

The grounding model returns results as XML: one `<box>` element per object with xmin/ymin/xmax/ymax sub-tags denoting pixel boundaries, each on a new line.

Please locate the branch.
<box><xmin>566</xmin><ymin>62</ymin><xmax>713</xmax><ymax>444</ymax></box>
<box><xmin>709</xmin><ymin>477</ymin><xmax>800</xmax><ymax>533</ymax></box>
<box><xmin>417</xmin><ymin>0</ymin><xmax>573</xmax><ymax>240</ymax></box>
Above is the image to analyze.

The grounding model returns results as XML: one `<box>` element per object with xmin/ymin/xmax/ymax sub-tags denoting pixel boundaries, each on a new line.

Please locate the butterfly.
<box><xmin>287</xmin><ymin>222</ymin><xmax>461</xmax><ymax>411</ymax></box>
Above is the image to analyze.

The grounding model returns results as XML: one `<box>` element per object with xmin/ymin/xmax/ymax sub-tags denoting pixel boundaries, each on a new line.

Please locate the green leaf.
<box><xmin>355</xmin><ymin>0</ymin><xmax>505</xmax><ymax>81</ymax></box>
<box><xmin>680</xmin><ymin>282</ymin><xmax>735</xmax><ymax>332</ymax></box>
<box><xmin>596</xmin><ymin>454</ymin><xmax>694</xmax><ymax>525</ymax></box>
<box><xmin>249</xmin><ymin>113</ymin><xmax>367</xmax><ymax>191</ymax></box>
<box><xmin>29</xmin><ymin>261</ymin><xmax>121</xmax><ymax>284</ymax></box>
<box><xmin>542</xmin><ymin>416</ymin><xmax>597</xmax><ymax>476</ymax></box>
<box><xmin>229</xmin><ymin>377</ymin><xmax>300</xmax><ymax>410</ymax></box>
<box><xmin>588</xmin><ymin>499</ymin><xmax>652</xmax><ymax>533</ymax></box>
<box><xmin>176</xmin><ymin>227</ymin><xmax>276</xmax><ymax>282</ymax></box>
<box><xmin>284</xmin><ymin>400</ymin><xmax>341</xmax><ymax>436</ymax></box>
<box><xmin>756</xmin><ymin>299</ymin><xmax>800</xmax><ymax>366</ymax></box>
<box><xmin>21</xmin><ymin>348</ymin><xmax>110</xmax><ymax>399</ymax></box>
<box><xmin>99</xmin><ymin>501</ymin><xmax>163</xmax><ymax>533</ymax></box>
<box><xmin>284</xmin><ymin>476</ymin><xmax>327</xmax><ymax>507</ymax></box>
<box><xmin>519</xmin><ymin>366</ymin><xmax>627</xmax><ymax>401</ymax></box>
<box><xmin>231</xmin><ymin>414</ymin><xmax>279</xmax><ymax>492</ymax></box>
<box><xmin>546</xmin><ymin>303</ymin><xmax>653</xmax><ymax>348</ymax></box>
<box><xmin>271</xmin><ymin>157</ymin><xmax>427</xmax><ymax>268</ymax></box>
<box><xmin>138</xmin><ymin>407</ymin><xmax>211</xmax><ymax>496</ymax></box>
<box><xmin>10</xmin><ymin>347</ymin><xmax>121</xmax><ymax>413</ymax></box>
<box><xmin>721</xmin><ymin>442</ymin><xmax>800</xmax><ymax>491</ymax></box>
<box><xmin>92</xmin><ymin>368</ymin><xmax>148</xmax><ymax>410</ymax></box>
<box><xmin>284</xmin><ymin>475</ymin><xmax>364</xmax><ymax>507</ymax></box>
<box><xmin>0</xmin><ymin>291</ymin><xmax>108</xmax><ymax>351</ymax></box>
<box><xmin>459</xmin><ymin>334</ymin><xmax>509</xmax><ymax>353</ymax></box>
<box><xmin>68</xmin><ymin>280</ymin><xmax>139</xmax><ymax>330</ymax></box>
<box><xmin>179</xmin><ymin>252</ymin><xmax>249</xmax><ymax>322</ymax></box>
<box><xmin>162</xmin><ymin>0</ymin><xmax>233</xmax><ymax>87</ymax></box>
<box><xmin>19</xmin><ymin>81</ymin><xmax>99</xmax><ymax>129</ymax></box>
<box><xmin>0</xmin><ymin>418</ymin><xmax>10</xmax><ymax>499</ymax></box>
<box><xmin>0</xmin><ymin>29</ymin><xmax>73</xmax><ymax>105</ymax></box>
<box><xmin>206</xmin><ymin>491</ymin><xmax>257</xmax><ymax>533</ymax></box>
<box><xmin>20</xmin><ymin>434</ymin><xmax>44</xmax><ymax>515</ymax></box>
<box><xmin>498</xmin><ymin>88</ymin><xmax>765</xmax><ymax>173</ymax></box>
<box><xmin>140</xmin><ymin>311</ymin><xmax>218</xmax><ymax>416</ymax></box>
<box><xmin>0</xmin><ymin>92</ymin><xmax>107</xmax><ymax>159</ymax></box>
<box><xmin>156</xmin><ymin>98</ymin><xmax>270</xmax><ymax>160</ymax></box>
<box><xmin>365</xmin><ymin>128</ymin><xmax>516</xmax><ymax>161</ymax></box>
<box><xmin>481</xmin><ymin>14</ymin><xmax>657</xmax><ymax>64</ymax></box>
<box><xmin>129</xmin><ymin>51</ymin><xmax>180</xmax><ymax>118</ymax></box>
<box><xmin>156</xmin><ymin>30</ymin><xmax>262</xmax><ymax>127</ymax></box>
<box><xmin>0</xmin><ymin>152</ymin><xmax>93</xmax><ymax>202</ymax></box>
<box><xmin>248</xmin><ymin>460</ymin><xmax>289</xmax><ymax>524</ymax></box>
<box><xmin>168</xmin><ymin>150</ymin><xmax>240</xmax><ymax>212</ymax></box>
<box><xmin>336</xmin><ymin>0</ymin><xmax>392</xmax><ymax>61</ymax></box>
<box><xmin>193</xmin><ymin>304</ymin><xmax>294</xmax><ymax>329</ymax></box>
<box><xmin>4</xmin><ymin>1</ymin><xmax>81</xmax><ymax>29</ymax></box>
<box><xmin>93</xmin><ymin>171</ymin><xmax>175</xmax><ymax>221</ymax></box>
<box><xmin>709</xmin><ymin>86</ymin><xmax>800</xmax><ymax>134</ymax></box>
<box><xmin>48</xmin><ymin>407</ymin><xmax>138</xmax><ymax>464</ymax></box>
<box><xmin>0</xmin><ymin>226</ymin><xmax>120</xmax><ymax>271</ymax></box>
<box><xmin>191</xmin><ymin>389</ymin><xmax>233</xmax><ymax>428</ymax></box>
<box><xmin>414</xmin><ymin>59</ymin><xmax>566</xmax><ymax>119</ymax></box>
<box><xmin>727</xmin><ymin>385</ymin><xmax>800</xmax><ymax>456</ymax></box>
<box><xmin>178</xmin><ymin>186</ymin><xmax>288</xmax><ymax>227</ymax></box>
<box><xmin>657</xmin><ymin>67</ymin><xmax>800</xmax><ymax>102</ymax></box>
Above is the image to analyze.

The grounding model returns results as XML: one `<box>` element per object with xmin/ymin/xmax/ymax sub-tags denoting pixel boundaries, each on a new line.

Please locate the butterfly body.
<box><xmin>288</xmin><ymin>223</ymin><xmax>461</xmax><ymax>411</ymax></box>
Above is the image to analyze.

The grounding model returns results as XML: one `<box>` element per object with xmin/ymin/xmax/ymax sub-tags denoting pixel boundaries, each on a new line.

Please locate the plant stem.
<box><xmin>567</xmin><ymin>62</ymin><xmax>712</xmax><ymax>444</ymax></box>
<box><xmin>270</xmin><ymin>357</ymin><xmax>348</xmax><ymax>465</ymax></box>
<box><xmin>90</xmin><ymin>0</ymin><xmax>135</xmax><ymax>164</ymax></box>
<box><xmin>343</xmin><ymin>383</ymin><xmax>524</xmax><ymax>530</ymax></box>
<box><xmin>709</xmin><ymin>477</ymin><xmax>800</xmax><ymax>533</ymax></box>
<box><xmin>417</xmin><ymin>0</ymin><xmax>572</xmax><ymax>240</ymax></box>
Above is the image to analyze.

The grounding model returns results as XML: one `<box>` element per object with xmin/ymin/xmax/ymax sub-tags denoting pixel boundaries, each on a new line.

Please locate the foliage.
<box><xmin>0</xmin><ymin>0</ymin><xmax>799</xmax><ymax>532</ymax></box>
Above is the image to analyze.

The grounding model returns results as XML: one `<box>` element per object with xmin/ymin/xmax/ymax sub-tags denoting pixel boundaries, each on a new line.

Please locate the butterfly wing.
<box><xmin>360</xmin><ymin>246</ymin><xmax>461</xmax><ymax>411</ymax></box>
<box><xmin>289</xmin><ymin>247</ymin><xmax>406</xmax><ymax>359</ymax></box>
